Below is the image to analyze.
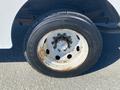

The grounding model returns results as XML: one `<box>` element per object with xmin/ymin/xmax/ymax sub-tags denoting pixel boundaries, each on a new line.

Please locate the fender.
<box><xmin>0</xmin><ymin>0</ymin><xmax>120</xmax><ymax>49</ymax></box>
<box><xmin>0</xmin><ymin>0</ymin><xmax>120</xmax><ymax>60</ymax></box>
<box><xmin>0</xmin><ymin>0</ymin><xmax>28</xmax><ymax>49</ymax></box>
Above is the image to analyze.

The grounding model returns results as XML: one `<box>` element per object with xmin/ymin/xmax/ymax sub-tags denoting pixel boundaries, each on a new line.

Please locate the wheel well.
<box><xmin>11</xmin><ymin>0</ymin><xmax>119</xmax><ymax>52</ymax></box>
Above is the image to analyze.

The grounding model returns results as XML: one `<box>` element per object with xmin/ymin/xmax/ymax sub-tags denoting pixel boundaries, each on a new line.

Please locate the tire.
<box><xmin>25</xmin><ymin>11</ymin><xmax>103</xmax><ymax>78</ymax></box>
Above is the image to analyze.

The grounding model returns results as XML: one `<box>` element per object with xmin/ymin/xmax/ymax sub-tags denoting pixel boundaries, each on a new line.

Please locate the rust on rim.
<box><xmin>38</xmin><ymin>47</ymin><xmax>46</xmax><ymax>61</ymax></box>
<box><xmin>61</xmin><ymin>67</ymin><xmax>74</xmax><ymax>72</ymax></box>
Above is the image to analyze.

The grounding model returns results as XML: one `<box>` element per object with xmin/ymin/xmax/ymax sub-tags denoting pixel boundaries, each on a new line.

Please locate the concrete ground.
<box><xmin>0</xmin><ymin>31</ymin><xmax>120</xmax><ymax>90</ymax></box>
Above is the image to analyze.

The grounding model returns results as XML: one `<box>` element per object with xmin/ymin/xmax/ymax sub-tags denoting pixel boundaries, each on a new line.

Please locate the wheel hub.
<box><xmin>52</xmin><ymin>33</ymin><xmax>73</xmax><ymax>53</ymax></box>
<box><xmin>56</xmin><ymin>40</ymin><xmax>68</xmax><ymax>52</ymax></box>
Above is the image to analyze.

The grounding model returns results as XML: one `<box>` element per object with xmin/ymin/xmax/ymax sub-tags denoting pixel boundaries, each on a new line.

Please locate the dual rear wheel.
<box><xmin>25</xmin><ymin>11</ymin><xmax>103</xmax><ymax>77</ymax></box>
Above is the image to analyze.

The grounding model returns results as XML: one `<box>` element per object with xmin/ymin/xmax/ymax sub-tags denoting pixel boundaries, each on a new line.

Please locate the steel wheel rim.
<box><xmin>37</xmin><ymin>29</ymin><xmax>89</xmax><ymax>72</ymax></box>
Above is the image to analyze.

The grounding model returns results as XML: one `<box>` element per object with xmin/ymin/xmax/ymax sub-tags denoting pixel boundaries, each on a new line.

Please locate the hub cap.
<box><xmin>37</xmin><ymin>29</ymin><xmax>89</xmax><ymax>71</ymax></box>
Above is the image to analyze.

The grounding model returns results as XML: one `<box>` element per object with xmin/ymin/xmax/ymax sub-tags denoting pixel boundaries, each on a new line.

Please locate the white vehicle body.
<box><xmin>0</xmin><ymin>0</ymin><xmax>27</xmax><ymax>49</ymax></box>
<box><xmin>0</xmin><ymin>0</ymin><xmax>120</xmax><ymax>49</ymax></box>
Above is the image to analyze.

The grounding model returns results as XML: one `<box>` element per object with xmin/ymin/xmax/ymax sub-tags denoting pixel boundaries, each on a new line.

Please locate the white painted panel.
<box><xmin>108</xmin><ymin>0</ymin><xmax>120</xmax><ymax>16</ymax></box>
<box><xmin>0</xmin><ymin>0</ymin><xmax>27</xmax><ymax>49</ymax></box>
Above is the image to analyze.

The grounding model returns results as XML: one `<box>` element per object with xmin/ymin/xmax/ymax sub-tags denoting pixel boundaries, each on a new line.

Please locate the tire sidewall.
<box><xmin>26</xmin><ymin>14</ymin><xmax>102</xmax><ymax>77</ymax></box>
